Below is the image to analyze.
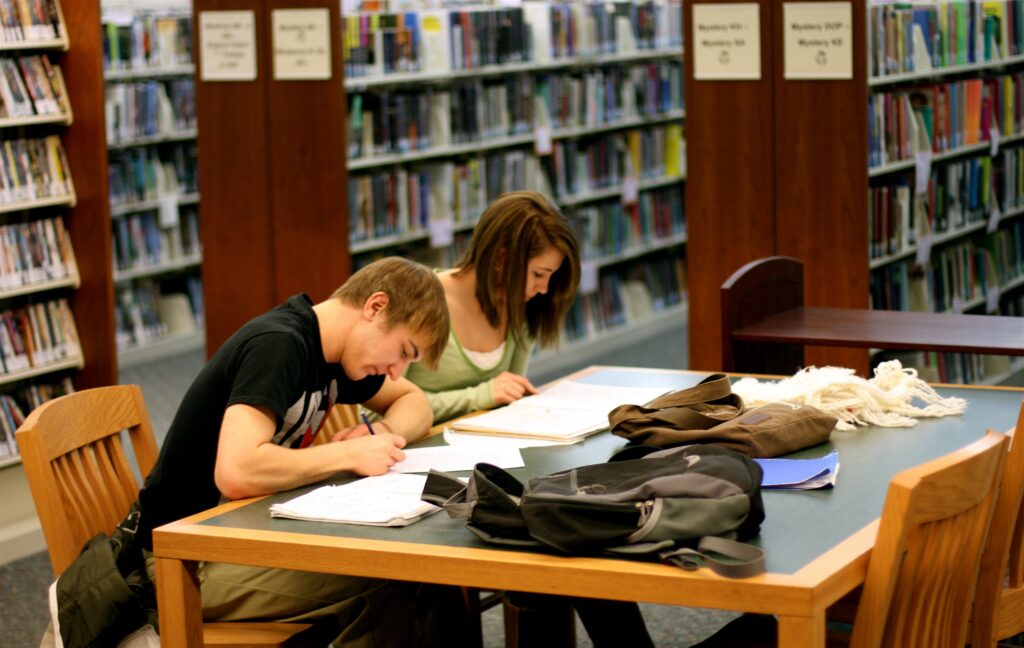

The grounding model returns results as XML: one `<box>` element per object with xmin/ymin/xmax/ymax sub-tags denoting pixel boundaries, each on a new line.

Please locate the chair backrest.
<box><xmin>312</xmin><ymin>403</ymin><xmax>361</xmax><ymax>445</ymax></box>
<box><xmin>15</xmin><ymin>385</ymin><xmax>158</xmax><ymax>575</ymax></box>
<box><xmin>971</xmin><ymin>399</ymin><xmax>1024</xmax><ymax>647</ymax></box>
<box><xmin>720</xmin><ymin>255</ymin><xmax>804</xmax><ymax>374</ymax></box>
<box><xmin>850</xmin><ymin>430</ymin><xmax>1009</xmax><ymax>648</ymax></box>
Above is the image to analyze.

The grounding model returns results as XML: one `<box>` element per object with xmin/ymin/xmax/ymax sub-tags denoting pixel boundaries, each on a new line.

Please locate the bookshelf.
<box><xmin>0</xmin><ymin>0</ymin><xmax>117</xmax><ymax>464</ymax></box>
<box><xmin>864</xmin><ymin>0</ymin><xmax>1024</xmax><ymax>383</ymax></box>
<box><xmin>343</xmin><ymin>1</ymin><xmax>687</xmax><ymax>372</ymax></box>
<box><xmin>0</xmin><ymin>0</ymin><xmax>117</xmax><ymax>563</ymax></box>
<box><xmin>194</xmin><ymin>0</ymin><xmax>689</xmax><ymax>370</ymax></box>
<box><xmin>101</xmin><ymin>7</ymin><xmax>205</xmax><ymax>366</ymax></box>
<box><xmin>685</xmin><ymin>0</ymin><xmax>1023</xmax><ymax>384</ymax></box>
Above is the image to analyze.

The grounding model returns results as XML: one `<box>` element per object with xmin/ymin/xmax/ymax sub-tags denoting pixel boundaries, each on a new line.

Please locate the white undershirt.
<box><xmin>462</xmin><ymin>341</ymin><xmax>506</xmax><ymax>370</ymax></box>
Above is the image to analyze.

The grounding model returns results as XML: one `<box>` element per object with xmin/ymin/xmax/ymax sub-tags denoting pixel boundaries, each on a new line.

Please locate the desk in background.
<box><xmin>720</xmin><ymin>256</ymin><xmax>1024</xmax><ymax>375</ymax></box>
<box><xmin>153</xmin><ymin>366</ymin><xmax>1024</xmax><ymax>647</ymax></box>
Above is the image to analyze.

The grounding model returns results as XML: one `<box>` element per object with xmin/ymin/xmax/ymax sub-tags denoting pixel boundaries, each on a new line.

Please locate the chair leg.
<box><xmin>502</xmin><ymin>592</ymin><xmax>574</xmax><ymax>648</ymax></box>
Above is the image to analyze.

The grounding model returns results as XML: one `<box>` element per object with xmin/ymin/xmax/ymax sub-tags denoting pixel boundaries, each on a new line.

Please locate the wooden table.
<box><xmin>153</xmin><ymin>367</ymin><xmax>1024</xmax><ymax>647</ymax></box>
<box><xmin>732</xmin><ymin>306</ymin><xmax>1024</xmax><ymax>355</ymax></box>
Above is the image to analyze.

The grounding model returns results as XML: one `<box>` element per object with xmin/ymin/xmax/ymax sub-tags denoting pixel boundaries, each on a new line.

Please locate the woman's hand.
<box><xmin>490</xmin><ymin>371</ymin><xmax>539</xmax><ymax>405</ymax></box>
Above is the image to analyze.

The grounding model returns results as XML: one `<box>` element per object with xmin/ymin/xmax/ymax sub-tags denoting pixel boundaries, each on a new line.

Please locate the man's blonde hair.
<box><xmin>332</xmin><ymin>257</ymin><xmax>449</xmax><ymax>368</ymax></box>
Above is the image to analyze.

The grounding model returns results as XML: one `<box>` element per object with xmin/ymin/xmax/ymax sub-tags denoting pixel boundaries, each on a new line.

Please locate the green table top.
<box><xmin>201</xmin><ymin>368</ymin><xmax>1023</xmax><ymax>576</ymax></box>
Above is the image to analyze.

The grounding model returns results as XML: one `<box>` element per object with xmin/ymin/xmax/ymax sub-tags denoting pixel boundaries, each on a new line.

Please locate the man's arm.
<box><xmin>361</xmin><ymin>376</ymin><xmax>433</xmax><ymax>441</ymax></box>
<box><xmin>213</xmin><ymin>403</ymin><xmax>406</xmax><ymax>500</ymax></box>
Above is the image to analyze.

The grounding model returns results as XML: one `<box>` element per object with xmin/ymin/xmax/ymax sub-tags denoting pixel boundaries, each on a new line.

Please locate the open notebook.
<box><xmin>269</xmin><ymin>473</ymin><xmax>438</xmax><ymax>526</ymax></box>
<box><xmin>449</xmin><ymin>379</ymin><xmax>671</xmax><ymax>442</ymax></box>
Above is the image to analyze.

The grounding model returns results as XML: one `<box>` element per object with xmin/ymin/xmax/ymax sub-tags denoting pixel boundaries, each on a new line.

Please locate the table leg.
<box><xmin>155</xmin><ymin>556</ymin><xmax>203</xmax><ymax>647</ymax></box>
<box><xmin>778</xmin><ymin>613</ymin><xmax>825</xmax><ymax>648</ymax></box>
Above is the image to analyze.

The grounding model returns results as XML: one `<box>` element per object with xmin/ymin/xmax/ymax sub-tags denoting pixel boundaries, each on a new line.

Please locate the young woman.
<box><xmin>405</xmin><ymin>190</ymin><xmax>580</xmax><ymax>424</ymax></box>
<box><xmin>406</xmin><ymin>191</ymin><xmax>653</xmax><ymax>647</ymax></box>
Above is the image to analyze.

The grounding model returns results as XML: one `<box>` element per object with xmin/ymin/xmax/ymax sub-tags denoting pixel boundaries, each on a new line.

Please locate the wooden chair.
<box><xmin>695</xmin><ymin>429</ymin><xmax>1010</xmax><ymax>648</ymax></box>
<box><xmin>720</xmin><ymin>255</ymin><xmax>805</xmax><ymax>374</ymax></box>
<box><xmin>15</xmin><ymin>384</ymin><xmax>322</xmax><ymax>647</ymax></box>
<box><xmin>972</xmin><ymin>400</ymin><xmax>1024</xmax><ymax>648</ymax></box>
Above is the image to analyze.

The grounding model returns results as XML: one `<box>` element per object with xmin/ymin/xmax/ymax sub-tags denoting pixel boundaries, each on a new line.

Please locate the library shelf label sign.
<box><xmin>692</xmin><ymin>3</ymin><xmax>760</xmax><ymax>80</ymax></box>
<box><xmin>200</xmin><ymin>11</ymin><xmax>257</xmax><ymax>82</ymax></box>
<box><xmin>272</xmin><ymin>9</ymin><xmax>332</xmax><ymax>81</ymax></box>
<box><xmin>783</xmin><ymin>2</ymin><xmax>853</xmax><ymax>80</ymax></box>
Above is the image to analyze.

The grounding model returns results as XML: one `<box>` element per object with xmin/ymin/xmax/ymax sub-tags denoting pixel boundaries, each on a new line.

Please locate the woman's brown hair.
<box><xmin>454</xmin><ymin>191</ymin><xmax>580</xmax><ymax>348</ymax></box>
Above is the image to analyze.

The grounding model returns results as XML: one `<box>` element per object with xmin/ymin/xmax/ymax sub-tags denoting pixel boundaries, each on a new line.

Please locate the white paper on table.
<box><xmin>450</xmin><ymin>380</ymin><xmax>670</xmax><ymax>440</ymax></box>
<box><xmin>443</xmin><ymin>427</ymin><xmax>572</xmax><ymax>449</ymax></box>
<box><xmin>391</xmin><ymin>445</ymin><xmax>525</xmax><ymax>473</ymax></box>
<box><xmin>269</xmin><ymin>473</ymin><xmax>437</xmax><ymax>525</ymax></box>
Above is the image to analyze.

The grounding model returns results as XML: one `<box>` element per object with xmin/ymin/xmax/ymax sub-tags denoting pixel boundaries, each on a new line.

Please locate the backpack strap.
<box><xmin>660</xmin><ymin>536</ymin><xmax>766</xmax><ymax>578</ymax></box>
<box><xmin>421</xmin><ymin>469</ymin><xmax>472</xmax><ymax>518</ymax></box>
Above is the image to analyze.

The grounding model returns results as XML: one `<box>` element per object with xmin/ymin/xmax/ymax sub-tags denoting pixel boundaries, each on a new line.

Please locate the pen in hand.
<box><xmin>360</xmin><ymin>412</ymin><xmax>377</xmax><ymax>436</ymax></box>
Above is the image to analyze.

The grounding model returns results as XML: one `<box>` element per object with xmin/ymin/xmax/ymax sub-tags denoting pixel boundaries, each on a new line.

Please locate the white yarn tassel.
<box><xmin>731</xmin><ymin>360</ymin><xmax>967</xmax><ymax>431</ymax></box>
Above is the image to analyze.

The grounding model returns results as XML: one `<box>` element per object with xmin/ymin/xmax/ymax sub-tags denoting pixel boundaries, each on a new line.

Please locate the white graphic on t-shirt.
<box><xmin>273</xmin><ymin>379</ymin><xmax>340</xmax><ymax>448</ymax></box>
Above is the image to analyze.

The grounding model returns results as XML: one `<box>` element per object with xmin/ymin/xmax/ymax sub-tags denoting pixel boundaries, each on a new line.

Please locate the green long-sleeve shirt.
<box><xmin>405</xmin><ymin>327</ymin><xmax>532</xmax><ymax>424</ymax></box>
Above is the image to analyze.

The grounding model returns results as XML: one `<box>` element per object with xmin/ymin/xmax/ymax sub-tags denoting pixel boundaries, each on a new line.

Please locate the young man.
<box><xmin>137</xmin><ymin>257</ymin><xmax>471</xmax><ymax>647</ymax></box>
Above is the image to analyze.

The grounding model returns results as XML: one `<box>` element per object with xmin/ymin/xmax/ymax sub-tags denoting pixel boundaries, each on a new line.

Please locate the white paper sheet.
<box><xmin>391</xmin><ymin>445</ymin><xmax>525</xmax><ymax>473</ymax></box>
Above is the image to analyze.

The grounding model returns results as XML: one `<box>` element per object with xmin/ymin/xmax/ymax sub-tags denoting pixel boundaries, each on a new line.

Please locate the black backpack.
<box><xmin>422</xmin><ymin>443</ymin><xmax>766</xmax><ymax>578</ymax></box>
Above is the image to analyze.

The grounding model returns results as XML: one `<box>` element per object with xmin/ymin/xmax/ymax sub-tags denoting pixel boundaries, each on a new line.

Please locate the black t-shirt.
<box><xmin>136</xmin><ymin>294</ymin><xmax>384</xmax><ymax>550</ymax></box>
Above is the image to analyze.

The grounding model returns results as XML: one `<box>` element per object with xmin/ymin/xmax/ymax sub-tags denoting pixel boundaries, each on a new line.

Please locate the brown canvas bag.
<box><xmin>608</xmin><ymin>374</ymin><xmax>836</xmax><ymax>458</ymax></box>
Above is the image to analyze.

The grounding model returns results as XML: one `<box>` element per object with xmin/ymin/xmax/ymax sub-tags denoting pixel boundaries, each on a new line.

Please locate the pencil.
<box><xmin>360</xmin><ymin>411</ymin><xmax>377</xmax><ymax>435</ymax></box>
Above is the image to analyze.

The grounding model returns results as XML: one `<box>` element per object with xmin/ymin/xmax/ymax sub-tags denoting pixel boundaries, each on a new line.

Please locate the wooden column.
<box><xmin>62</xmin><ymin>0</ymin><xmax>117</xmax><ymax>388</ymax></box>
<box><xmin>267</xmin><ymin>0</ymin><xmax>348</xmax><ymax>304</ymax></box>
<box><xmin>684</xmin><ymin>0</ymin><xmax>777</xmax><ymax>371</ymax></box>
<box><xmin>193</xmin><ymin>0</ymin><xmax>349</xmax><ymax>355</ymax></box>
<box><xmin>773</xmin><ymin>0</ymin><xmax>868</xmax><ymax>375</ymax></box>
<box><xmin>193</xmin><ymin>0</ymin><xmax>275</xmax><ymax>354</ymax></box>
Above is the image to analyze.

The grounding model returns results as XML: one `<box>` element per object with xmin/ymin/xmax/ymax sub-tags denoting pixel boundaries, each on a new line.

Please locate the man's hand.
<box><xmin>490</xmin><ymin>371</ymin><xmax>539</xmax><ymax>405</ymax></box>
<box><xmin>336</xmin><ymin>433</ymin><xmax>407</xmax><ymax>475</ymax></box>
<box><xmin>330</xmin><ymin>419</ymin><xmax>390</xmax><ymax>442</ymax></box>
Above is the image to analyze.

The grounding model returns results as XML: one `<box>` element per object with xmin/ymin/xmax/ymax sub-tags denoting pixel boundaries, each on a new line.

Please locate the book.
<box><xmin>754</xmin><ymin>450</ymin><xmax>839</xmax><ymax>490</ymax></box>
<box><xmin>449</xmin><ymin>379</ymin><xmax>670</xmax><ymax>441</ymax></box>
<box><xmin>269</xmin><ymin>473</ymin><xmax>439</xmax><ymax>526</ymax></box>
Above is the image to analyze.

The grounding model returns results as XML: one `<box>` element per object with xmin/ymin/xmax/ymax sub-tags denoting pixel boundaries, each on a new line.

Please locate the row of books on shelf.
<box><xmin>869</xmin><ymin>0</ymin><xmax>1024</xmax><ymax>79</ymax></box>
<box><xmin>550</xmin><ymin>124</ymin><xmax>684</xmax><ymax>199</ymax></box>
<box><xmin>0</xmin><ymin>377</ymin><xmax>73</xmax><ymax>460</ymax></box>
<box><xmin>348</xmin><ymin>78</ymin><xmax>530</xmax><ymax>157</ymax></box>
<box><xmin>101</xmin><ymin>12</ymin><xmax>192</xmax><ymax>72</ymax></box>
<box><xmin>348</xmin><ymin>142</ymin><xmax>685</xmax><ymax>249</ymax></box>
<box><xmin>876</xmin><ymin>346</ymin><xmax>1023</xmax><ymax>385</ymax></box>
<box><xmin>348</xmin><ymin>65</ymin><xmax>683</xmax><ymax>159</ymax></box>
<box><xmin>115</xmin><ymin>276</ymin><xmax>203</xmax><ymax>352</ymax></box>
<box><xmin>0</xmin><ymin>135</ymin><xmax>71</xmax><ymax>207</ymax></box>
<box><xmin>0</xmin><ymin>215</ymin><xmax>73</xmax><ymax>290</ymax></box>
<box><xmin>108</xmin><ymin>141</ymin><xmax>199</xmax><ymax>205</ymax></box>
<box><xmin>562</xmin><ymin>252</ymin><xmax>685</xmax><ymax>342</ymax></box>
<box><xmin>0</xmin><ymin>297</ymin><xmax>79</xmax><ymax>375</ymax></box>
<box><xmin>571</xmin><ymin>184</ymin><xmax>684</xmax><ymax>259</ymax></box>
<box><xmin>105</xmin><ymin>78</ymin><xmax>195</xmax><ymax>145</ymax></box>
<box><xmin>0</xmin><ymin>55</ymin><xmax>66</xmax><ymax>120</ymax></box>
<box><xmin>0</xmin><ymin>0</ymin><xmax>62</xmax><ymax>44</ymax></box>
<box><xmin>869</xmin><ymin>72</ymin><xmax>1024</xmax><ymax>168</ymax></box>
<box><xmin>342</xmin><ymin>1</ymin><xmax>683</xmax><ymax>79</ymax></box>
<box><xmin>112</xmin><ymin>208</ymin><xmax>200</xmax><ymax>275</ymax></box>
<box><xmin>536</xmin><ymin>60</ymin><xmax>683</xmax><ymax>130</ymax></box>
<box><xmin>869</xmin><ymin>149</ymin><xmax>1021</xmax><ymax>260</ymax></box>
<box><xmin>349</xmin><ymin>151</ymin><xmax>549</xmax><ymax>244</ymax></box>
<box><xmin>870</xmin><ymin>220</ymin><xmax>1024</xmax><ymax>312</ymax></box>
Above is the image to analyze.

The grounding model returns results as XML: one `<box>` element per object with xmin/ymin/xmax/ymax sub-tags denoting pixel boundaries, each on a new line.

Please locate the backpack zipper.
<box><xmin>635</xmin><ymin>499</ymin><xmax>655</xmax><ymax>526</ymax></box>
